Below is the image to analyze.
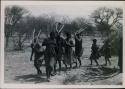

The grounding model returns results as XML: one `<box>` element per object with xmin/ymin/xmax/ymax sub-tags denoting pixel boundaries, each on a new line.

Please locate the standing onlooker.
<box><xmin>103</xmin><ymin>39</ymin><xmax>111</xmax><ymax>65</ymax></box>
<box><xmin>75</xmin><ymin>33</ymin><xmax>83</xmax><ymax>67</ymax></box>
<box><xmin>90</xmin><ymin>39</ymin><xmax>99</xmax><ymax>66</ymax></box>
<box><xmin>30</xmin><ymin>37</ymin><xmax>37</xmax><ymax>61</ymax></box>
<box><xmin>118</xmin><ymin>37</ymin><xmax>123</xmax><ymax>73</ymax></box>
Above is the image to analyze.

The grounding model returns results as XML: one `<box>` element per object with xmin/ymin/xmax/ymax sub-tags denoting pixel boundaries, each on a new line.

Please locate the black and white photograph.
<box><xmin>0</xmin><ymin>1</ymin><xmax>124</xmax><ymax>88</ymax></box>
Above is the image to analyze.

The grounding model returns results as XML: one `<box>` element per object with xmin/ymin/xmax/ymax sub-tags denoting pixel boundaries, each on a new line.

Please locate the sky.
<box><xmin>6</xmin><ymin>1</ymin><xmax>123</xmax><ymax>21</ymax></box>
<box><xmin>21</xmin><ymin>2</ymin><xmax>122</xmax><ymax>18</ymax></box>
<box><xmin>24</xmin><ymin>5</ymin><xmax>98</xmax><ymax>18</ymax></box>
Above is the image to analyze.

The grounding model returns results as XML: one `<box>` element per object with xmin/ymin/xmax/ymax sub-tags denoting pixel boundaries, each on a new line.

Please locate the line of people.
<box><xmin>30</xmin><ymin>31</ymin><xmax>83</xmax><ymax>81</ymax></box>
<box><xmin>30</xmin><ymin>30</ymin><xmax>122</xmax><ymax>81</ymax></box>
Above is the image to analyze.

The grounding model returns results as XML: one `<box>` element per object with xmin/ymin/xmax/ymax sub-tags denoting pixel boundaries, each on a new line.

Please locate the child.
<box><xmin>103</xmin><ymin>40</ymin><xmax>111</xmax><ymax>65</ymax></box>
<box><xmin>90</xmin><ymin>39</ymin><xmax>99</xmax><ymax>66</ymax></box>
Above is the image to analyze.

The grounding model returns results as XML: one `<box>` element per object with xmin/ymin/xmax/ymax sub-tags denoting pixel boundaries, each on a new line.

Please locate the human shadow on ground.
<box><xmin>82</xmin><ymin>66</ymin><xmax>119</xmax><ymax>81</ymax></box>
<box><xmin>56</xmin><ymin>66</ymin><xmax>67</xmax><ymax>72</ymax></box>
<box><xmin>56</xmin><ymin>66</ymin><xmax>77</xmax><ymax>72</ymax></box>
<box><xmin>14</xmin><ymin>73</ymin><xmax>48</xmax><ymax>83</ymax></box>
<box><xmin>63</xmin><ymin>66</ymin><xmax>119</xmax><ymax>84</ymax></box>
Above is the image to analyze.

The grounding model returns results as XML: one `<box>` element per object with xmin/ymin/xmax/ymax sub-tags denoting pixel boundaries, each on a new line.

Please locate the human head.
<box><xmin>35</xmin><ymin>43</ymin><xmax>40</xmax><ymax>49</ymax></box>
<box><xmin>50</xmin><ymin>31</ymin><xmax>55</xmax><ymax>39</ymax></box>
<box><xmin>76</xmin><ymin>33</ymin><xmax>80</xmax><ymax>38</ymax></box>
<box><xmin>93</xmin><ymin>39</ymin><xmax>97</xmax><ymax>44</ymax></box>
<box><xmin>57</xmin><ymin>34</ymin><xmax>61</xmax><ymax>38</ymax></box>
<box><xmin>58</xmin><ymin>22</ymin><xmax>62</xmax><ymax>26</ymax></box>
<box><xmin>66</xmin><ymin>32</ymin><xmax>71</xmax><ymax>38</ymax></box>
<box><xmin>33</xmin><ymin>36</ymin><xmax>38</xmax><ymax>43</ymax></box>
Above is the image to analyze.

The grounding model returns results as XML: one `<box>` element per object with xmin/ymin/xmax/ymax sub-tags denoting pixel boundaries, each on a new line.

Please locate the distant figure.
<box><xmin>75</xmin><ymin>33</ymin><xmax>83</xmax><ymax>67</ymax></box>
<box><xmin>64</xmin><ymin>32</ymin><xmax>77</xmax><ymax>69</ymax></box>
<box><xmin>103</xmin><ymin>39</ymin><xmax>111</xmax><ymax>65</ymax></box>
<box><xmin>55</xmin><ymin>34</ymin><xmax>67</xmax><ymax>72</ymax></box>
<box><xmin>118</xmin><ymin>37</ymin><xmax>123</xmax><ymax>73</ymax></box>
<box><xmin>42</xmin><ymin>32</ymin><xmax>57</xmax><ymax>80</ymax></box>
<box><xmin>90</xmin><ymin>39</ymin><xmax>99</xmax><ymax>66</ymax></box>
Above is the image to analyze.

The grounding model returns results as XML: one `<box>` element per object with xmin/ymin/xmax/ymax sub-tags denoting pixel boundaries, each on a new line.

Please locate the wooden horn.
<box><xmin>79</xmin><ymin>27</ymin><xmax>87</xmax><ymax>33</ymax></box>
<box><xmin>38</xmin><ymin>30</ymin><xmax>41</xmax><ymax>37</ymax></box>
<box><xmin>75</xmin><ymin>28</ymin><xmax>82</xmax><ymax>34</ymax></box>
<box><xmin>32</xmin><ymin>28</ymin><xmax>35</xmax><ymax>41</ymax></box>
<box><xmin>58</xmin><ymin>24</ymin><xmax>64</xmax><ymax>33</ymax></box>
<box><xmin>55</xmin><ymin>22</ymin><xmax>59</xmax><ymax>33</ymax></box>
<box><xmin>37</xmin><ymin>30</ymin><xmax>41</xmax><ymax>42</ymax></box>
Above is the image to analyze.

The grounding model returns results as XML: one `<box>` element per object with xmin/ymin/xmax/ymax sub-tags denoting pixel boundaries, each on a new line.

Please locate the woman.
<box><xmin>75</xmin><ymin>33</ymin><xmax>83</xmax><ymax>67</ymax></box>
<box><xmin>64</xmin><ymin>32</ymin><xmax>77</xmax><ymax>69</ymax></box>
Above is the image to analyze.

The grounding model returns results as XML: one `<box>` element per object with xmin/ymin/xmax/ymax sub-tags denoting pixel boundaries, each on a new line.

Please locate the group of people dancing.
<box><xmin>29</xmin><ymin>22</ymin><xmax>117</xmax><ymax>81</ymax></box>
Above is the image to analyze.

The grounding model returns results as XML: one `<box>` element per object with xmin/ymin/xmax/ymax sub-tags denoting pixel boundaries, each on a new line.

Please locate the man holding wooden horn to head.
<box><xmin>54</xmin><ymin>22</ymin><xmax>67</xmax><ymax>72</ymax></box>
<box><xmin>30</xmin><ymin>29</ymin><xmax>44</xmax><ymax>75</ymax></box>
<box><xmin>74</xmin><ymin>27</ymin><xmax>86</xmax><ymax>67</ymax></box>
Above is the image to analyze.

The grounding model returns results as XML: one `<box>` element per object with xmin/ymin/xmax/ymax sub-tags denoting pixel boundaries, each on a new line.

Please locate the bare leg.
<box><xmin>50</xmin><ymin>57</ymin><xmax>56</xmax><ymax>76</ymax></box>
<box><xmin>105</xmin><ymin>57</ymin><xmax>107</xmax><ymax>65</ymax></box>
<box><xmin>107</xmin><ymin>58</ymin><xmax>111</xmax><ymax>65</ymax></box>
<box><xmin>94</xmin><ymin>59</ymin><xmax>99</xmax><ymax>66</ymax></box>
<box><xmin>70</xmin><ymin>64</ymin><xmax>72</xmax><ymax>69</ymax></box>
<box><xmin>78</xmin><ymin>57</ymin><xmax>81</xmax><ymax>67</ymax></box>
<box><xmin>46</xmin><ymin>66</ymin><xmax>49</xmax><ymax>79</ymax></box>
<box><xmin>30</xmin><ymin>49</ymin><xmax>34</xmax><ymax>61</ymax></box>
<box><xmin>58</xmin><ymin>60</ymin><xmax>62</xmax><ymax>71</ymax></box>
<box><xmin>63</xmin><ymin>60</ymin><xmax>67</xmax><ymax>71</ymax></box>
<box><xmin>74</xmin><ymin>62</ymin><xmax>77</xmax><ymax>68</ymax></box>
<box><xmin>34</xmin><ymin>61</ymin><xmax>42</xmax><ymax>75</ymax></box>
<box><xmin>48</xmin><ymin>66</ymin><xmax>52</xmax><ymax>79</ymax></box>
<box><xmin>90</xmin><ymin>59</ymin><xmax>93</xmax><ymax>65</ymax></box>
<box><xmin>54</xmin><ymin>60</ymin><xmax>57</xmax><ymax>73</ymax></box>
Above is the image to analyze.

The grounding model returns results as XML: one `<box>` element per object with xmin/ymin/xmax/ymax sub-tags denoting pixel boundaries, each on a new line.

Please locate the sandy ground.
<box><xmin>4</xmin><ymin>36</ymin><xmax>122</xmax><ymax>85</ymax></box>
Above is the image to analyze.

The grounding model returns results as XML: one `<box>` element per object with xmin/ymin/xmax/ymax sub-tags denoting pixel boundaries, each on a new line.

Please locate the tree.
<box><xmin>12</xmin><ymin>19</ymin><xmax>30</xmax><ymax>50</ymax></box>
<box><xmin>5</xmin><ymin>6</ymin><xmax>28</xmax><ymax>48</ymax></box>
<box><xmin>91</xmin><ymin>7</ymin><xmax>123</xmax><ymax>56</ymax></box>
<box><xmin>91</xmin><ymin>7</ymin><xmax>123</xmax><ymax>37</ymax></box>
<box><xmin>70</xmin><ymin>17</ymin><xmax>94</xmax><ymax>35</ymax></box>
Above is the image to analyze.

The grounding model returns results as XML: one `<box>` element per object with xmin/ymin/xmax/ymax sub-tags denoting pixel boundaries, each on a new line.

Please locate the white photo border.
<box><xmin>0</xmin><ymin>1</ymin><xmax>125</xmax><ymax>88</ymax></box>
